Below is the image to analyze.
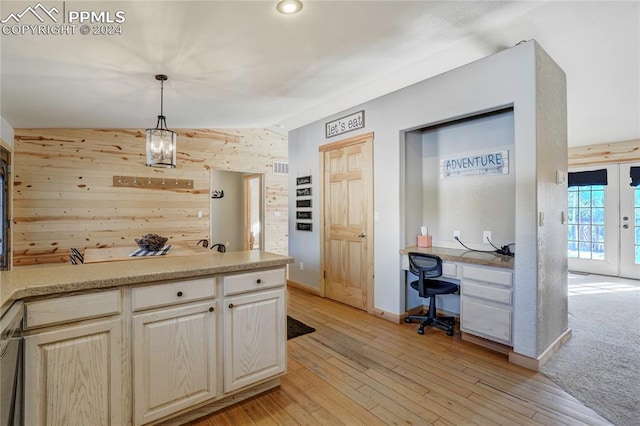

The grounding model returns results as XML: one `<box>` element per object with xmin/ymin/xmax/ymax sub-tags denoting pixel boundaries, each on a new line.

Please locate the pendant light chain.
<box><xmin>160</xmin><ymin>78</ymin><xmax>164</xmax><ymax>119</ymax></box>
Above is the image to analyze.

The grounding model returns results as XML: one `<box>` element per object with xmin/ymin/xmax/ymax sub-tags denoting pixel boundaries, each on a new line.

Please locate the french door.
<box><xmin>568</xmin><ymin>162</ymin><xmax>640</xmax><ymax>279</ymax></box>
<box><xmin>620</xmin><ymin>162</ymin><xmax>640</xmax><ymax>278</ymax></box>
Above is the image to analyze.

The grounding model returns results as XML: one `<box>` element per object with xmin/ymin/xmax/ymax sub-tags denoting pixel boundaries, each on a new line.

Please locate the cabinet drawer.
<box><xmin>25</xmin><ymin>290</ymin><xmax>121</xmax><ymax>329</ymax></box>
<box><xmin>463</xmin><ymin>266</ymin><xmax>512</xmax><ymax>286</ymax></box>
<box><xmin>461</xmin><ymin>299</ymin><xmax>512</xmax><ymax>344</ymax></box>
<box><xmin>224</xmin><ymin>268</ymin><xmax>285</xmax><ymax>296</ymax></box>
<box><xmin>442</xmin><ymin>262</ymin><xmax>457</xmax><ymax>278</ymax></box>
<box><xmin>132</xmin><ymin>277</ymin><xmax>216</xmax><ymax>312</ymax></box>
<box><xmin>463</xmin><ymin>281</ymin><xmax>512</xmax><ymax>304</ymax></box>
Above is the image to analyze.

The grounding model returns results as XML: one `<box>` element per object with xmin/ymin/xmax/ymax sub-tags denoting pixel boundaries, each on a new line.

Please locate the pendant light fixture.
<box><xmin>146</xmin><ymin>74</ymin><xmax>177</xmax><ymax>168</ymax></box>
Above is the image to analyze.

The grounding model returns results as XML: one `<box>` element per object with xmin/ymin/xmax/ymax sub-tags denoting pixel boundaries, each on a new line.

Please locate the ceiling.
<box><xmin>1</xmin><ymin>1</ymin><xmax>638</xmax><ymax>147</ymax></box>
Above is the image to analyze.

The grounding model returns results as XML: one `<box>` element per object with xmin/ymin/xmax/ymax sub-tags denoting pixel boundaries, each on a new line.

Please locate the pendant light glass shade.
<box><xmin>146</xmin><ymin>75</ymin><xmax>177</xmax><ymax>168</ymax></box>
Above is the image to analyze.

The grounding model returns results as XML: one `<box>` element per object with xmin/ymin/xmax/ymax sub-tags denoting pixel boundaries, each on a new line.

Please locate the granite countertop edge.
<box><xmin>1</xmin><ymin>251</ymin><xmax>294</xmax><ymax>315</ymax></box>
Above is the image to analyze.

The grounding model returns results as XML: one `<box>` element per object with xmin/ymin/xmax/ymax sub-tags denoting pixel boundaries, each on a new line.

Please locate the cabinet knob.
<box><xmin>228</xmin><ymin>303</ymin><xmax>234</xmax><ymax>309</ymax></box>
<box><xmin>209</xmin><ymin>307</ymin><xmax>214</xmax><ymax>312</ymax></box>
<box><xmin>177</xmin><ymin>291</ymin><xmax>183</xmax><ymax>297</ymax></box>
<box><xmin>256</xmin><ymin>279</ymin><xmax>262</xmax><ymax>284</ymax></box>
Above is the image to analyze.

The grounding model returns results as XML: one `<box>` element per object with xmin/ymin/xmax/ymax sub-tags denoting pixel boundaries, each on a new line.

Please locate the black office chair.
<box><xmin>405</xmin><ymin>252</ymin><xmax>459</xmax><ymax>336</ymax></box>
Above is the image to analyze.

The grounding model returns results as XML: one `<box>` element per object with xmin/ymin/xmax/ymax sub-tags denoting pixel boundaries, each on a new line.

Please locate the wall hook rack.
<box><xmin>113</xmin><ymin>175</ymin><xmax>194</xmax><ymax>191</ymax></box>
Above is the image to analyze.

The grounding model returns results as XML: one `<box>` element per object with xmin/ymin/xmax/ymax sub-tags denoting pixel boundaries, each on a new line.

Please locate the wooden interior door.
<box><xmin>320</xmin><ymin>133</ymin><xmax>374</xmax><ymax>312</ymax></box>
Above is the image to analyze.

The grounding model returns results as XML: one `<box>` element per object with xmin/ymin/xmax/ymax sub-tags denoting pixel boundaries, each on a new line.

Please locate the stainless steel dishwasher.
<box><xmin>0</xmin><ymin>301</ymin><xmax>23</xmax><ymax>426</ymax></box>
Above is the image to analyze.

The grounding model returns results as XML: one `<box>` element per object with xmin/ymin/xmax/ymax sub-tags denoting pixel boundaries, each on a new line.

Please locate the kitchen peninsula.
<box><xmin>0</xmin><ymin>250</ymin><xmax>293</xmax><ymax>425</ymax></box>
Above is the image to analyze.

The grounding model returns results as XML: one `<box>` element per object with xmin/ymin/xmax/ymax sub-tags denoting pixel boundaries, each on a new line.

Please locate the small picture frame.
<box><xmin>297</xmin><ymin>176</ymin><xmax>312</xmax><ymax>185</ymax></box>
<box><xmin>296</xmin><ymin>211</ymin><xmax>312</xmax><ymax>220</ymax></box>
<box><xmin>296</xmin><ymin>222</ymin><xmax>313</xmax><ymax>231</ymax></box>
<box><xmin>296</xmin><ymin>199</ymin><xmax>312</xmax><ymax>208</ymax></box>
<box><xmin>296</xmin><ymin>187</ymin><xmax>312</xmax><ymax>197</ymax></box>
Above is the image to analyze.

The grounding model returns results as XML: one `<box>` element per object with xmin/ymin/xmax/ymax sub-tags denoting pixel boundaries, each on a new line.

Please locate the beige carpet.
<box><xmin>541</xmin><ymin>273</ymin><xmax>640</xmax><ymax>426</ymax></box>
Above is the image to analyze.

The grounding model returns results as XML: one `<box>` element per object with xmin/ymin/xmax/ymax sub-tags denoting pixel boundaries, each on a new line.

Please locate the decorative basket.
<box><xmin>135</xmin><ymin>234</ymin><xmax>168</xmax><ymax>251</ymax></box>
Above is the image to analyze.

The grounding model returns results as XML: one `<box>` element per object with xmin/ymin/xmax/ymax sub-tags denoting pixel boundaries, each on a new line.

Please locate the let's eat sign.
<box><xmin>440</xmin><ymin>150</ymin><xmax>509</xmax><ymax>179</ymax></box>
<box><xmin>325</xmin><ymin>110</ymin><xmax>365</xmax><ymax>138</ymax></box>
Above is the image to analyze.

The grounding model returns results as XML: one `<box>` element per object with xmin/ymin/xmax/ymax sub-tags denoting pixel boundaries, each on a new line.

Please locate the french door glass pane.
<box><xmin>568</xmin><ymin>185</ymin><xmax>606</xmax><ymax>260</ymax></box>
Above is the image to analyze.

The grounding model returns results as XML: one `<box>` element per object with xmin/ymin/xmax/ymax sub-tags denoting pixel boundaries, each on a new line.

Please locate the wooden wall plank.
<box><xmin>13</xmin><ymin>128</ymin><xmax>288</xmax><ymax>266</ymax></box>
<box><xmin>568</xmin><ymin>139</ymin><xmax>640</xmax><ymax>166</ymax></box>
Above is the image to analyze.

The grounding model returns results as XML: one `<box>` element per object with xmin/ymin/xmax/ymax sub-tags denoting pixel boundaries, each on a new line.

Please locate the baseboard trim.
<box><xmin>509</xmin><ymin>328</ymin><xmax>572</xmax><ymax>371</ymax></box>
<box><xmin>372</xmin><ymin>308</ymin><xmax>401</xmax><ymax>324</ymax></box>
<box><xmin>286</xmin><ymin>279</ymin><xmax>321</xmax><ymax>296</ymax></box>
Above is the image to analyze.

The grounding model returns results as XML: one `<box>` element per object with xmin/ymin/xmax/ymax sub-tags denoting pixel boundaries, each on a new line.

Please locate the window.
<box><xmin>568</xmin><ymin>185</ymin><xmax>605</xmax><ymax>260</ymax></box>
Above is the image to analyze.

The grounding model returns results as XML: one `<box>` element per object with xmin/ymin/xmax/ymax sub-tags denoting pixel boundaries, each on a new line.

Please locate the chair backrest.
<box><xmin>210</xmin><ymin>243</ymin><xmax>226</xmax><ymax>253</ymax></box>
<box><xmin>70</xmin><ymin>247</ymin><xmax>84</xmax><ymax>264</ymax></box>
<box><xmin>408</xmin><ymin>252</ymin><xmax>442</xmax><ymax>280</ymax></box>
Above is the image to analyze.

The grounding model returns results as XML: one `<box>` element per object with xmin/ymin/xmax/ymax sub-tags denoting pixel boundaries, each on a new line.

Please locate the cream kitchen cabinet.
<box><xmin>131</xmin><ymin>278</ymin><xmax>217</xmax><ymax>426</ymax></box>
<box><xmin>223</xmin><ymin>268</ymin><xmax>286</xmax><ymax>393</ymax></box>
<box><xmin>23</xmin><ymin>290</ymin><xmax>123</xmax><ymax>426</ymax></box>
<box><xmin>460</xmin><ymin>265</ymin><xmax>513</xmax><ymax>345</ymax></box>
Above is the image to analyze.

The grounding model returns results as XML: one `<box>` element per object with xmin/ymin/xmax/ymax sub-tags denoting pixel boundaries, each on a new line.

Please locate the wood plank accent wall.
<box><xmin>13</xmin><ymin>128</ymin><xmax>288</xmax><ymax>267</ymax></box>
<box><xmin>568</xmin><ymin>138</ymin><xmax>640</xmax><ymax>166</ymax></box>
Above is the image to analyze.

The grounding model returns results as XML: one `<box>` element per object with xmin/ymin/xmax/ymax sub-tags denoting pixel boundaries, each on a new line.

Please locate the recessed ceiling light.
<box><xmin>276</xmin><ymin>0</ymin><xmax>303</xmax><ymax>15</ymax></box>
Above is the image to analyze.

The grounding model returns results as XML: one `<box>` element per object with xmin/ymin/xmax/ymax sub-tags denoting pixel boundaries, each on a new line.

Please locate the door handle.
<box><xmin>356</xmin><ymin>233</ymin><xmax>366</xmax><ymax>238</ymax></box>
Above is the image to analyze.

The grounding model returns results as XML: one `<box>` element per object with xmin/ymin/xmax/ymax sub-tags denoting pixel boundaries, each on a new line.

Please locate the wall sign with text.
<box><xmin>440</xmin><ymin>150</ymin><xmax>509</xmax><ymax>179</ymax></box>
<box><xmin>296</xmin><ymin>175</ymin><xmax>313</xmax><ymax>231</ymax></box>
<box><xmin>325</xmin><ymin>110</ymin><xmax>365</xmax><ymax>138</ymax></box>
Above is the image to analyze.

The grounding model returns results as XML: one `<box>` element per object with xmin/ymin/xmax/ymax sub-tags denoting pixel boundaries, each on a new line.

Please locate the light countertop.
<box><xmin>400</xmin><ymin>246</ymin><xmax>514</xmax><ymax>269</ymax></box>
<box><xmin>0</xmin><ymin>250</ymin><xmax>293</xmax><ymax>315</ymax></box>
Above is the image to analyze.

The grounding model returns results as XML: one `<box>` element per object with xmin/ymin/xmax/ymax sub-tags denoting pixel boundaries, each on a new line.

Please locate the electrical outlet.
<box><xmin>453</xmin><ymin>230</ymin><xmax>460</xmax><ymax>239</ymax></box>
<box><xmin>300</xmin><ymin>262</ymin><xmax>304</xmax><ymax>271</ymax></box>
<box><xmin>483</xmin><ymin>231</ymin><xmax>492</xmax><ymax>244</ymax></box>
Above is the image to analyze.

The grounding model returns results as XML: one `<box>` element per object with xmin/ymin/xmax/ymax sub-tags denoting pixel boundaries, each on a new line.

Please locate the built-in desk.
<box><xmin>401</xmin><ymin>246</ymin><xmax>515</xmax><ymax>351</ymax></box>
<box><xmin>400</xmin><ymin>246</ymin><xmax>513</xmax><ymax>269</ymax></box>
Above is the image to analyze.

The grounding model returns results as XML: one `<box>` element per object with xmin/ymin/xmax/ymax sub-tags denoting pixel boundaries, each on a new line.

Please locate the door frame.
<box><xmin>242</xmin><ymin>173</ymin><xmax>264</xmax><ymax>250</ymax></box>
<box><xmin>319</xmin><ymin>132</ymin><xmax>375</xmax><ymax>313</ymax></box>
<box><xmin>1</xmin><ymin>147</ymin><xmax>10</xmax><ymax>270</ymax></box>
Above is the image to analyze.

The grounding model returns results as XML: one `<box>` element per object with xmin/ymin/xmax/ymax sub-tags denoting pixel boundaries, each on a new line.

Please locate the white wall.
<box><xmin>1</xmin><ymin>116</ymin><xmax>14</xmax><ymax>148</ymax></box>
<box><xmin>210</xmin><ymin>170</ymin><xmax>243</xmax><ymax>251</ymax></box>
<box><xmin>288</xmin><ymin>40</ymin><xmax>567</xmax><ymax>359</ymax></box>
<box><xmin>417</xmin><ymin>110</ymin><xmax>515</xmax><ymax>249</ymax></box>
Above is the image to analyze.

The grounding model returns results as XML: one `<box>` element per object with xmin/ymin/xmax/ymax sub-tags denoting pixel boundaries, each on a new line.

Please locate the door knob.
<box><xmin>622</xmin><ymin>216</ymin><xmax>629</xmax><ymax>221</ymax></box>
<box><xmin>623</xmin><ymin>224</ymin><xmax>629</xmax><ymax>229</ymax></box>
<box><xmin>356</xmin><ymin>233</ymin><xmax>366</xmax><ymax>238</ymax></box>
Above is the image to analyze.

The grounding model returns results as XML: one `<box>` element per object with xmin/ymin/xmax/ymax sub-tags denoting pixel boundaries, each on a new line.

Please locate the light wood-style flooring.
<box><xmin>192</xmin><ymin>287</ymin><xmax>610</xmax><ymax>425</ymax></box>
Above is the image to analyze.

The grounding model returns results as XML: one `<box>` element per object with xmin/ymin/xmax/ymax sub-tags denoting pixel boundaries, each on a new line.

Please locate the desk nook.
<box><xmin>401</xmin><ymin>246</ymin><xmax>514</xmax><ymax>351</ymax></box>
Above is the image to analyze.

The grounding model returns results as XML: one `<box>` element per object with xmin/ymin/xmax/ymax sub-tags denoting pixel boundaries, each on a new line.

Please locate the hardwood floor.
<box><xmin>192</xmin><ymin>287</ymin><xmax>610</xmax><ymax>425</ymax></box>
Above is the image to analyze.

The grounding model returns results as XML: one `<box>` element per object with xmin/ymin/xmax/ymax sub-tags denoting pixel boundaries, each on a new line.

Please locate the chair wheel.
<box><xmin>404</xmin><ymin>318</ymin><xmax>412</xmax><ymax>324</ymax></box>
<box><xmin>417</xmin><ymin>328</ymin><xmax>425</xmax><ymax>335</ymax></box>
<box><xmin>446</xmin><ymin>328</ymin><xmax>454</xmax><ymax>336</ymax></box>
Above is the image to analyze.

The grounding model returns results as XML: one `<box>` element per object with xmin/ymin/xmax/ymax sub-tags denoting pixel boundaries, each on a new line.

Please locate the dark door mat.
<box><xmin>287</xmin><ymin>315</ymin><xmax>315</xmax><ymax>340</ymax></box>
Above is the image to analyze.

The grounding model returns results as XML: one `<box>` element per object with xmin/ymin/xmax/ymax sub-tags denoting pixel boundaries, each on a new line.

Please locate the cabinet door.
<box><xmin>24</xmin><ymin>318</ymin><xmax>122</xmax><ymax>426</ymax></box>
<box><xmin>133</xmin><ymin>300</ymin><xmax>217</xmax><ymax>425</ymax></box>
<box><xmin>461</xmin><ymin>298</ymin><xmax>512</xmax><ymax>344</ymax></box>
<box><xmin>224</xmin><ymin>288</ymin><xmax>286</xmax><ymax>393</ymax></box>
